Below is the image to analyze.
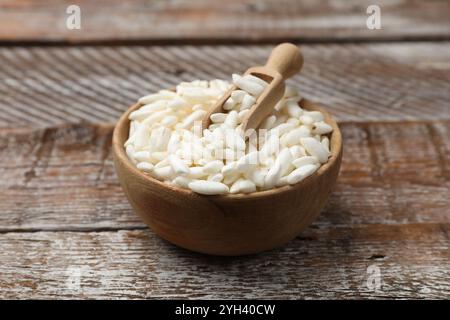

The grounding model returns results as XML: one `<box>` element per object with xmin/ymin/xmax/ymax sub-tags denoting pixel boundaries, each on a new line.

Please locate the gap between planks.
<box><xmin>3</xmin><ymin>36</ymin><xmax>450</xmax><ymax>47</ymax></box>
<box><xmin>0</xmin><ymin>222</ymin><xmax>447</xmax><ymax>235</ymax></box>
<box><xmin>0</xmin><ymin>226</ymin><xmax>148</xmax><ymax>235</ymax></box>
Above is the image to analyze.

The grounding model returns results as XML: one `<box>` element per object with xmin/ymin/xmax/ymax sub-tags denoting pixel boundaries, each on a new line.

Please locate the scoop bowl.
<box><xmin>112</xmin><ymin>99</ymin><xmax>342</xmax><ymax>256</ymax></box>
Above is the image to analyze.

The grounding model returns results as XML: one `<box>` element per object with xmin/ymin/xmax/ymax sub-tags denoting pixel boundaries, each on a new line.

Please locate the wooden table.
<box><xmin>0</xmin><ymin>0</ymin><xmax>449</xmax><ymax>299</ymax></box>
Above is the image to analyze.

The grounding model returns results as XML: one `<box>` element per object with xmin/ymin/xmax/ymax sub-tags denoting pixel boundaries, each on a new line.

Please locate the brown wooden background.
<box><xmin>0</xmin><ymin>0</ymin><xmax>449</xmax><ymax>299</ymax></box>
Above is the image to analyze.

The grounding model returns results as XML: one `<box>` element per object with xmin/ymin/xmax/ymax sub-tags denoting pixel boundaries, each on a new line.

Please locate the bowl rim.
<box><xmin>113</xmin><ymin>98</ymin><xmax>342</xmax><ymax>201</ymax></box>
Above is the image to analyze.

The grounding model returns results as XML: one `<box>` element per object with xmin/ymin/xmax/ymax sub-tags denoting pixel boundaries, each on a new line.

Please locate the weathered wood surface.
<box><xmin>0</xmin><ymin>121</ymin><xmax>449</xmax><ymax>231</ymax></box>
<box><xmin>0</xmin><ymin>224</ymin><xmax>448</xmax><ymax>299</ymax></box>
<box><xmin>0</xmin><ymin>42</ymin><xmax>450</xmax><ymax>129</ymax></box>
<box><xmin>1</xmin><ymin>0</ymin><xmax>450</xmax><ymax>43</ymax></box>
<box><xmin>0</xmin><ymin>26</ymin><xmax>449</xmax><ymax>296</ymax></box>
<box><xmin>0</xmin><ymin>120</ymin><xmax>448</xmax><ymax>298</ymax></box>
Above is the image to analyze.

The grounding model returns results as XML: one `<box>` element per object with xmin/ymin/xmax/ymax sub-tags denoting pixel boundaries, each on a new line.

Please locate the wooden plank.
<box><xmin>0</xmin><ymin>43</ymin><xmax>450</xmax><ymax>129</ymax></box>
<box><xmin>0</xmin><ymin>0</ymin><xmax>450</xmax><ymax>43</ymax></box>
<box><xmin>0</xmin><ymin>224</ymin><xmax>448</xmax><ymax>299</ymax></box>
<box><xmin>0</xmin><ymin>121</ymin><xmax>448</xmax><ymax>231</ymax></box>
<box><xmin>0</xmin><ymin>124</ymin><xmax>140</xmax><ymax>231</ymax></box>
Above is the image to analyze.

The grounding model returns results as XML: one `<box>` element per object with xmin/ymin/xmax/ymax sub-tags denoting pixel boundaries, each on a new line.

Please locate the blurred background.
<box><xmin>2</xmin><ymin>0</ymin><xmax>450</xmax><ymax>42</ymax></box>
<box><xmin>0</xmin><ymin>0</ymin><xmax>449</xmax><ymax>299</ymax></box>
<box><xmin>0</xmin><ymin>0</ymin><xmax>449</xmax><ymax>126</ymax></box>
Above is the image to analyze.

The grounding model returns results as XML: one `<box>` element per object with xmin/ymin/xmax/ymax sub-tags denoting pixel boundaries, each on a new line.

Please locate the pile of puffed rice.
<box><xmin>124</xmin><ymin>74</ymin><xmax>332</xmax><ymax>195</ymax></box>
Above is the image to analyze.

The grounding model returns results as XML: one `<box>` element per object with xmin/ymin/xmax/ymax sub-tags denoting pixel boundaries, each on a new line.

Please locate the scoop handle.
<box><xmin>265</xmin><ymin>43</ymin><xmax>303</xmax><ymax>79</ymax></box>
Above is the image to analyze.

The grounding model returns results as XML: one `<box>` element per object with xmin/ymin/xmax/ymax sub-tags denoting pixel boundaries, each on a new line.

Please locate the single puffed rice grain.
<box><xmin>240</xmin><ymin>94</ymin><xmax>256</xmax><ymax>111</ymax></box>
<box><xmin>312</xmin><ymin>121</ymin><xmax>333</xmax><ymax>135</ymax></box>
<box><xmin>138</xmin><ymin>91</ymin><xmax>176</xmax><ymax>104</ymax></box>
<box><xmin>230</xmin><ymin>178</ymin><xmax>257</xmax><ymax>194</ymax></box>
<box><xmin>293</xmin><ymin>156</ymin><xmax>319</xmax><ymax>168</ymax></box>
<box><xmin>232</xmin><ymin>74</ymin><xmax>265</xmax><ymax>97</ymax></box>
<box><xmin>188</xmin><ymin>180</ymin><xmax>229</xmax><ymax>195</ymax></box>
<box><xmin>168</xmin><ymin>154</ymin><xmax>190</xmax><ymax>175</ymax></box>
<box><xmin>137</xmin><ymin>162</ymin><xmax>154</xmax><ymax>172</ymax></box>
<box><xmin>210</xmin><ymin>113</ymin><xmax>227</xmax><ymax>123</ymax></box>
<box><xmin>223</xmin><ymin>97</ymin><xmax>237</xmax><ymax>111</ymax></box>
<box><xmin>203</xmin><ymin>160</ymin><xmax>224</xmax><ymax>174</ymax></box>
<box><xmin>300</xmin><ymin>137</ymin><xmax>330</xmax><ymax>163</ymax></box>
<box><xmin>287</xmin><ymin>164</ymin><xmax>319</xmax><ymax>185</ymax></box>
<box><xmin>264</xmin><ymin>162</ymin><xmax>282</xmax><ymax>189</ymax></box>
<box><xmin>231</xmin><ymin>90</ymin><xmax>246</xmax><ymax>103</ymax></box>
<box><xmin>243</xmin><ymin>74</ymin><xmax>269</xmax><ymax>88</ymax></box>
<box><xmin>207</xmin><ymin>173</ymin><xmax>224</xmax><ymax>182</ymax></box>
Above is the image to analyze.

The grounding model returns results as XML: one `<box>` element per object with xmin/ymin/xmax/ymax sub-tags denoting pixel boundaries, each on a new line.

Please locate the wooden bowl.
<box><xmin>112</xmin><ymin>99</ymin><xmax>342</xmax><ymax>255</ymax></box>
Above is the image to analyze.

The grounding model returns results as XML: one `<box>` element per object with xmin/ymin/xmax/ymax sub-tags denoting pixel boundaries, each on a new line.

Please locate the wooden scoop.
<box><xmin>202</xmin><ymin>43</ymin><xmax>303</xmax><ymax>132</ymax></box>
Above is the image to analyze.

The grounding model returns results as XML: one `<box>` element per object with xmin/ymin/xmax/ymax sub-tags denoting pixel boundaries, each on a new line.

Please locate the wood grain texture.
<box><xmin>0</xmin><ymin>39</ymin><xmax>449</xmax><ymax>297</ymax></box>
<box><xmin>0</xmin><ymin>42</ymin><xmax>450</xmax><ymax>129</ymax></box>
<box><xmin>0</xmin><ymin>121</ymin><xmax>448</xmax><ymax>297</ymax></box>
<box><xmin>0</xmin><ymin>0</ymin><xmax>449</xmax><ymax>43</ymax></box>
<box><xmin>0</xmin><ymin>224</ymin><xmax>448</xmax><ymax>299</ymax></box>
<box><xmin>0</xmin><ymin>121</ymin><xmax>448</xmax><ymax>232</ymax></box>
